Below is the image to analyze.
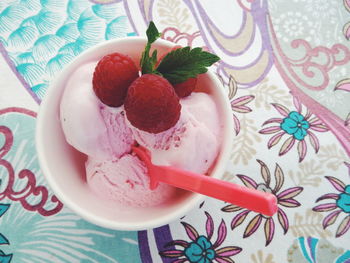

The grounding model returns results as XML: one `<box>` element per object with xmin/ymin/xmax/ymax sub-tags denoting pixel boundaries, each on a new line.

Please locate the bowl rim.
<box><xmin>36</xmin><ymin>36</ymin><xmax>234</xmax><ymax>230</ymax></box>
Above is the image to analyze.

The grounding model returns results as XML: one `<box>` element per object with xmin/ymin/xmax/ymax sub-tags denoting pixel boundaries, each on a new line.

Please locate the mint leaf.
<box><xmin>156</xmin><ymin>47</ymin><xmax>220</xmax><ymax>84</ymax></box>
<box><xmin>146</xmin><ymin>21</ymin><xmax>161</xmax><ymax>44</ymax></box>
<box><xmin>151</xmin><ymin>49</ymin><xmax>158</xmax><ymax>66</ymax></box>
<box><xmin>139</xmin><ymin>22</ymin><xmax>220</xmax><ymax>81</ymax></box>
<box><xmin>140</xmin><ymin>21</ymin><xmax>161</xmax><ymax>74</ymax></box>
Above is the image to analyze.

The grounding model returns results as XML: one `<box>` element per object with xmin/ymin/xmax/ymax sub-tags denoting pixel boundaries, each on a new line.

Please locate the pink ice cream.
<box><xmin>86</xmin><ymin>155</ymin><xmax>175</xmax><ymax>207</ymax></box>
<box><xmin>60</xmin><ymin>62</ymin><xmax>133</xmax><ymax>160</ymax></box>
<box><xmin>60</xmin><ymin>61</ymin><xmax>222</xmax><ymax>207</ymax></box>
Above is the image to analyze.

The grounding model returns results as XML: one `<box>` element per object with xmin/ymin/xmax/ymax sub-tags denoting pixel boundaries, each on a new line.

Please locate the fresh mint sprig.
<box><xmin>140</xmin><ymin>21</ymin><xmax>161</xmax><ymax>74</ymax></box>
<box><xmin>140</xmin><ymin>22</ymin><xmax>220</xmax><ymax>83</ymax></box>
<box><xmin>156</xmin><ymin>47</ymin><xmax>220</xmax><ymax>84</ymax></box>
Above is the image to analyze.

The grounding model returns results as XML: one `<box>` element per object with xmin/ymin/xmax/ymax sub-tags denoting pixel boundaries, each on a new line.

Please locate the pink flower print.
<box><xmin>222</xmin><ymin>160</ymin><xmax>303</xmax><ymax>246</ymax></box>
<box><xmin>333</xmin><ymin>79</ymin><xmax>350</xmax><ymax>127</ymax></box>
<box><xmin>259</xmin><ymin>96</ymin><xmax>328</xmax><ymax>162</ymax></box>
<box><xmin>313</xmin><ymin>162</ymin><xmax>350</xmax><ymax>237</ymax></box>
<box><xmin>160</xmin><ymin>212</ymin><xmax>242</xmax><ymax>263</ymax></box>
<box><xmin>223</xmin><ymin>76</ymin><xmax>254</xmax><ymax>135</ymax></box>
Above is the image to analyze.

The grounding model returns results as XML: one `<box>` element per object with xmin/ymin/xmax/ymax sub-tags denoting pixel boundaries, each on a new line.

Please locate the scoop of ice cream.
<box><xmin>129</xmin><ymin>92</ymin><xmax>221</xmax><ymax>174</ymax></box>
<box><xmin>99</xmin><ymin>104</ymin><xmax>134</xmax><ymax>158</ymax></box>
<box><xmin>61</xmin><ymin>62</ymin><xmax>222</xmax><ymax>208</ymax></box>
<box><xmin>86</xmin><ymin>154</ymin><xmax>176</xmax><ymax>207</ymax></box>
<box><xmin>60</xmin><ymin>62</ymin><xmax>133</xmax><ymax>160</ymax></box>
<box><xmin>180</xmin><ymin>92</ymin><xmax>222</xmax><ymax>137</ymax></box>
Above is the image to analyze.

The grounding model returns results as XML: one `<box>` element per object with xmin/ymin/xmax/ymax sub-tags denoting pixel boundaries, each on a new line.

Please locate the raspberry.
<box><xmin>93</xmin><ymin>52</ymin><xmax>139</xmax><ymax>107</ymax></box>
<box><xmin>125</xmin><ymin>74</ymin><xmax>181</xmax><ymax>133</ymax></box>
<box><xmin>156</xmin><ymin>45</ymin><xmax>197</xmax><ymax>97</ymax></box>
<box><xmin>173</xmin><ymin>77</ymin><xmax>197</xmax><ymax>98</ymax></box>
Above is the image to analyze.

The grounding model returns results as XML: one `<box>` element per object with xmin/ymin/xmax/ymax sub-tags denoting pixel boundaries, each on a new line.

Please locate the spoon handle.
<box><xmin>155</xmin><ymin>165</ymin><xmax>278</xmax><ymax>216</ymax></box>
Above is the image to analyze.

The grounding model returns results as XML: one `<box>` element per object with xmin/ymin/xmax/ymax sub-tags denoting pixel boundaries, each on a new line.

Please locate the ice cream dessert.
<box><xmin>59</xmin><ymin>22</ymin><xmax>222</xmax><ymax>208</ymax></box>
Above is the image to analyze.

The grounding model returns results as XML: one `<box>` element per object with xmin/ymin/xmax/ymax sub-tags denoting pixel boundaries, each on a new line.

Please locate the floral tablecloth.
<box><xmin>1</xmin><ymin>0</ymin><xmax>350</xmax><ymax>262</ymax></box>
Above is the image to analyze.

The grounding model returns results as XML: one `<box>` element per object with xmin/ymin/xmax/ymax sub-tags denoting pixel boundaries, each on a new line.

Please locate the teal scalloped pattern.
<box><xmin>0</xmin><ymin>0</ymin><xmax>134</xmax><ymax>100</ymax></box>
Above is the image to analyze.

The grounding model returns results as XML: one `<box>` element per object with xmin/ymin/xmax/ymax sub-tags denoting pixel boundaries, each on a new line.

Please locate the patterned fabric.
<box><xmin>1</xmin><ymin>0</ymin><xmax>349</xmax><ymax>262</ymax></box>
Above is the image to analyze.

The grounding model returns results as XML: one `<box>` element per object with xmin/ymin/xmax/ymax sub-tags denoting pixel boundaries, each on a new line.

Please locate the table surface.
<box><xmin>1</xmin><ymin>0</ymin><xmax>350</xmax><ymax>262</ymax></box>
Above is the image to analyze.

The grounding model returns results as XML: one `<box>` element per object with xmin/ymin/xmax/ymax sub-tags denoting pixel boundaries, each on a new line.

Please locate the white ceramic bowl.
<box><xmin>36</xmin><ymin>37</ymin><xmax>234</xmax><ymax>230</ymax></box>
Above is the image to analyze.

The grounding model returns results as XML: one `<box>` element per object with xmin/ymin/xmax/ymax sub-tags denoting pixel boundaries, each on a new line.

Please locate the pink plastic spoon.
<box><xmin>132</xmin><ymin>146</ymin><xmax>278</xmax><ymax>216</ymax></box>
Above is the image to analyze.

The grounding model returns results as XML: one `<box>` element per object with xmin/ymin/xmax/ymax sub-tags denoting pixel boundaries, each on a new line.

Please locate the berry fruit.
<box><xmin>173</xmin><ymin>77</ymin><xmax>197</xmax><ymax>98</ymax></box>
<box><xmin>93</xmin><ymin>52</ymin><xmax>139</xmax><ymax>107</ymax></box>
<box><xmin>124</xmin><ymin>74</ymin><xmax>181</xmax><ymax>133</ymax></box>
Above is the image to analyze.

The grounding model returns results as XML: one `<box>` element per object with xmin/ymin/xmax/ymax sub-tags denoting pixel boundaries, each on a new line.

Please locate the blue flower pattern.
<box><xmin>337</xmin><ymin>185</ymin><xmax>350</xmax><ymax>213</ymax></box>
<box><xmin>281</xmin><ymin>111</ymin><xmax>310</xmax><ymax>140</ymax></box>
<box><xmin>0</xmin><ymin>0</ymin><xmax>133</xmax><ymax>100</ymax></box>
<box><xmin>289</xmin><ymin>237</ymin><xmax>350</xmax><ymax>263</ymax></box>
<box><xmin>184</xmin><ymin>236</ymin><xmax>215</xmax><ymax>263</ymax></box>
